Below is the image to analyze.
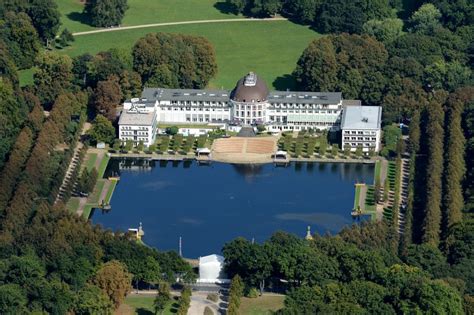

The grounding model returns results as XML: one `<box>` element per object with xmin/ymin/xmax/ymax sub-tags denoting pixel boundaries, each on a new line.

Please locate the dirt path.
<box><xmin>73</xmin><ymin>17</ymin><xmax>287</xmax><ymax>36</ymax></box>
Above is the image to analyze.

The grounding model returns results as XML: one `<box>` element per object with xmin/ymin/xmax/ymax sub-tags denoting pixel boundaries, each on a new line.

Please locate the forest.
<box><xmin>0</xmin><ymin>0</ymin><xmax>473</xmax><ymax>313</ymax></box>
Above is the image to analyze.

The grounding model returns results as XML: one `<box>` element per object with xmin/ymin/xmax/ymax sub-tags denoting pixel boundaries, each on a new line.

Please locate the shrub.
<box><xmin>245</xmin><ymin>287</ymin><xmax>259</xmax><ymax>298</ymax></box>
<box><xmin>206</xmin><ymin>293</ymin><xmax>218</xmax><ymax>302</ymax></box>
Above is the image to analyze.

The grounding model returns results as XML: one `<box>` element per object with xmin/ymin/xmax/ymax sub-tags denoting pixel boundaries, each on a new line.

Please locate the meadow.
<box><xmin>65</xmin><ymin>21</ymin><xmax>318</xmax><ymax>89</ymax></box>
<box><xmin>30</xmin><ymin>0</ymin><xmax>318</xmax><ymax>90</ymax></box>
<box><xmin>57</xmin><ymin>0</ymin><xmax>242</xmax><ymax>33</ymax></box>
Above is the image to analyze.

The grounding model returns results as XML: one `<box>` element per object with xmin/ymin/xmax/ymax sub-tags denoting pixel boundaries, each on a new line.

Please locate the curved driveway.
<box><xmin>72</xmin><ymin>17</ymin><xmax>287</xmax><ymax>36</ymax></box>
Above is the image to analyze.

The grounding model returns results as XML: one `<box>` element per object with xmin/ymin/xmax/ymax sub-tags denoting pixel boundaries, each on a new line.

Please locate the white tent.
<box><xmin>198</xmin><ymin>254</ymin><xmax>230</xmax><ymax>284</ymax></box>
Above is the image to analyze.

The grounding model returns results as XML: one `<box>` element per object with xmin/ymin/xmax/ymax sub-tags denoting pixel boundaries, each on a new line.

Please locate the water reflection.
<box><xmin>97</xmin><ymin>159</ymin><xmax>374</xmax><ymax>257</ymax></box>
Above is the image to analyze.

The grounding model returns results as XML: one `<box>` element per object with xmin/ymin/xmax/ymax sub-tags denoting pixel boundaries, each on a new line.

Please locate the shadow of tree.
<box><xmin>136</xmin><ymin>308</ymin><xmax>154</xmax><ymax>315</ymax></box>
<box><xmin>272</xmin><ymin>74</ymin><xmax>296</xmax><ymax>91</ymax></box>
<box><xmin>213</xmin><ymin>1</ymin><xmax>238</xmax><ymax>15</ymax></box>
<box><xmin>67</xmin><ymin>12</ymin><xmax>93</xmax><ymax>27</ymax></box>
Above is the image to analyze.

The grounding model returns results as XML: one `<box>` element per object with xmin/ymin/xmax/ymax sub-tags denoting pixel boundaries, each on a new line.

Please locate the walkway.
<box><xmin>73</xmin><ymin>17</ymin><xmax>287</xmax><ymax>36</ymax></box>
<box><xmin>54</xmin><ymin>123</ymin><xmax>91</xmax><ymax>205</ymax></box>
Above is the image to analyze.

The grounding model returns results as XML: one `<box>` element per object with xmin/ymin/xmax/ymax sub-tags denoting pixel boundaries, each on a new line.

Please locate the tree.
<box><xmin>93</xmin><ymin>77</ymin><xmax>122</xmax><ymax>121</ymax></box>
<box><xmin>166</xmin><ymin>126</ymin><xmax>179</xmax><ymax>136</ymax></box>
<box><xmin>0</xmin><ymin>284</ymin><xmax>27</xmax><ymax>314</ymax></box>
<box><xmin>132</xmin><ymin>33</ymin><xmax>217</xmax><ymax>88</ymax></box>
<box><xmin>294</xmin><ymin>34</ymin><xmax>388</xmax><ymax>105</ymax></box>
<box><xmin>409</xmin><ymin>3</ymin><xmax>442</xmax><ymax>34</ymax></box>
<box><xmin>92</xmin><ymin>260</ymin><xmax>132</xmax><ymax>308</ymax></box>
<box><xmin>33</xmin><ymin>52</ymin><xmax>73</xmax><ymax>106</ymax></box>
<box><xmin>355</xmin><ymin>144</ymin><xmax>363</xmax><ymax>158</ymax></box>
<box><xmin>362</xmin><ymin>18</ymin><xmax>403</xmax><ymax>43</ymax></box>
<box><xmin>343</xmin><ymin>143</ymin><xmax>351</xmax><ymax>157</ymax></box>
<box><xmin>27</xmin><ymin>0</ymin><xmax>61</xmax><ymax>44</ymax></box>
<box><xmin>442</xmin><ymin>89</ymin><xmax>468</xmax><ymax>235</ymax></box>
<box><xmin>421</xmin><ymin>100</ymin><xmax>444</xmax><ymax>246</ymax></box>
<box><xmin>84</xmin><ymin>0</ymin><xmax>129</xmax><ymax>27</ymax></box>
<box><xmin>331</xmin><ymin>144</ymin><xmax>338</xmax><ymax>157</ymax></box>
<box><xmin>153</xmin><ymin>282</ymin><xmax>171</xmax><ymax>315</ymax></box>
<box><xmin>0</xmin><ymin>11</ymin><xmax>41</xmax><ymax>69</ymax></box>
<box><xmin>74</xmin><ymin>284</ymin><xmax>113</xmax><ymax>315</ymax></box>
<box><xmin>88</xmin><ymin>114</ymin><xmax>116</xmax><ymax>144</ymax></box>
<box><xmin>57</xmin><ymin>28</ymin><xmax>75</xmax><ymax>47</ymax></box>
<box><xmin>317</xmin><ymin>0</ymin><xmax>392</xmax><ymax>34</ymax></box>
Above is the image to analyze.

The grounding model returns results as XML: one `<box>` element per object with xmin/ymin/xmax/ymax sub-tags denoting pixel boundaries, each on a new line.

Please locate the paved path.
<box><xmin>73</xmin><ymin>17</ymin><xmax>287</xmax><ymax>36</ymax></box>
<box><xmin>188</xmin><ymin>292</ymin><xmax>220</xmax><ymax>315</ymax></box>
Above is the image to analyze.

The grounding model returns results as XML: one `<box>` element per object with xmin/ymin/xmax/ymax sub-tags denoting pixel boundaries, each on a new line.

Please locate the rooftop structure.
<box><xmin>231</xmin><ymin>72</ymin><xmax>269</xmax><ymax>103</ymax></box>
<box><xmin>341</xmin><ymin>105</ymin><xmax>382</xmax><ymax>130</ymax></box>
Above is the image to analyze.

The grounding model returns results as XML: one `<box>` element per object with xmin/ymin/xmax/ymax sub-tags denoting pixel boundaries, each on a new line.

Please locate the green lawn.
<box><xmin>123</xmin><ymin>295</ymin><xmax>179</xmax><ymax>315</ymax></box>
<box><xmin>104</xmin><ymin>180</ymin><xmax>117</xmax><ymax>203</ymax></box>
<box><xmin>66</xmin><ymin>197</ymin><xmax>80</xmax><ymax>213</ymax></box>
<box><xmin>84</xmin><ymin>152</ymin><xmax>98</xmax><ymax>171</ymax></box>
<box><xmin>82</xmin><ymin>204</ymin><xmax>93</xmax><ymax>219</ymax></box>
<box><xmin>374</xmin><ymin>160</ymin><xmax>381</xmax><ymax>183</ymax></box>
<box><xmin>239</xmin><ymin>295</ymin><xmax>285</xmax><ymax>315</ymax></box>
<box><xmin>56</xmin><ymin>0</ymin><xmax>241</xmax><ymax>33</ymax></box>
<box><xmin>354</xmin><ymin>185</ymin><xmax>361</xmax><ymax>209</ymax></box>
<box><xmin>60</xmin><ymin>21</ymin><xmax>318</xmax><ymax>89</ymax></box>
<box><xmin>364</xmin><ymin>186</ymin><xmax>376</xmax><ymax>212</ymax></box>
<box><xmin>97</xmin><ymin>154</ymin><xmax>110</xmax><ymax>178</ymax></box>
<box><xmin>88</xmin><ymin>179</ymin><xmax>105</xmax><ymax>204</ymax></box>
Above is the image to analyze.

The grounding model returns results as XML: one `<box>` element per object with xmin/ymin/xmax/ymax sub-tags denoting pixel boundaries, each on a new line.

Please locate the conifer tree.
<box><xmin>442</xmin><ymin>92</ymin><xmax>466</xmax><ymax>237</ymax></box>
<box><xmin>421</xmin><ymin>100</ymin><xmax>444</xmax><ymax>246</ymax></box>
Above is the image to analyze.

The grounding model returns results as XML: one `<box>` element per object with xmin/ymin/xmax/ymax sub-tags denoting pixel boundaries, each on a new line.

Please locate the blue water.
<box><xmin>93</xmin><ymin>159</ymin><xmax>374</xmax><ymax>258</ymax></box>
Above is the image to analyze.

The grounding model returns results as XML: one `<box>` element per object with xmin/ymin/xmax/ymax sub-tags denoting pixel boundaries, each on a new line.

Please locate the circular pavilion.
<box><xmin>230</xmin><ymin>72</ymin><xmax>269</xmax><ymax>125</ymax></box>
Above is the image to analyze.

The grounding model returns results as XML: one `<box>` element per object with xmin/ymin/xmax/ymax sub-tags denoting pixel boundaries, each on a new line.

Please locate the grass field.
<box><xmin>239</xmin><ymin>295</ymin><xmax>285</xmax><ymax>315</ymax></box>
<box><xmin>60</xmin><ymin>21</ymin><xmax>317</xmax><ymax>89</ymax></box>
<box><xmin>84</xmin><ymin>152</ymin><xmax>97</xmax><ymax>171</ymax></box>
<box><xmin>354</xmin><ymin>185</ymin><xmax>362</xmax><ymax>210</ymax></box>
<box><xmin>122</xmin><ymin>295</ymin><xmax>178</xmax><ymax>315</ymax></box>
<box><xmin>104</xmin><ymin>180</ymin><xmax>117</xmax><ymax>203</ymax></box>
<box><xmin>57</xmin><ymin>0</ymin><xmax>241</xmax><ymax>33</ymax></box>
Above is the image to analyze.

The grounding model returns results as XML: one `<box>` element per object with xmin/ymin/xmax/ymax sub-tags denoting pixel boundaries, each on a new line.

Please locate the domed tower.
<box><xmin>230</xmin><ymin>72</ymin><xmax>269</xmax><ymax>125</ymax></box>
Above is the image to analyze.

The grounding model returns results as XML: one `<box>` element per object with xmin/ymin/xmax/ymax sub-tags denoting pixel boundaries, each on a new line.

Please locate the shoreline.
<box><xmin>108</xmin><ymin>151</ymin><xmax>377</xmax><ymax>165</ymax></box>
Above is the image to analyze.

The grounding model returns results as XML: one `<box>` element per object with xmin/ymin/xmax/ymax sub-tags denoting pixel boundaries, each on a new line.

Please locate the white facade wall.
<box><xmin>157</xmin><ymin>100</ymin><xmax>231</xmax><ymax>124</ymax></box>
<box><xmin>341</xmin><ymin>128</ymin><xmax>381</xmax><ymax>152</ymax></box>
<box><xmin>119</xmin><ymin>124</ymin><xmax>156</xmax><ymax>147</ymax></box>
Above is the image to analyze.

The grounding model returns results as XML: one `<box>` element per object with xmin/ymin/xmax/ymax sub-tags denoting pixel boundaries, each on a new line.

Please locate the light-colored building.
<box><xmin>197</xmin><ymin>254</ymin><xmax>230</xmax><ymax>284</ymax></box>
<box><xmin>118</xmin><ymin>72</ymin><xmax>382</xmax><ymax>151</ymax></box>
<box><xmin>118</xmin><ymin>100</ymin><xmax>157</xmax><ymax>146</ymax></box>
<box><xmin>341</xmin><ymin>105</ymin><xmax>382</xmax><ymax>152</ymax></box>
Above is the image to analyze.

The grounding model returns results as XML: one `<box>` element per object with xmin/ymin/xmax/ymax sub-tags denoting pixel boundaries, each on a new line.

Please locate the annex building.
<box><xmin>119</xmin><ymin>72</ymin><xmax>382</xmax><ymax>151</ymax></box>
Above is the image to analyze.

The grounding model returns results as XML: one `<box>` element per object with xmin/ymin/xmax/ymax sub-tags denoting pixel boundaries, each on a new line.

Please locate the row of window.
<box><xmin>162</xmin><ymin>107</ymin><xmax>230</xmax><ymax>112</ymax></box>
<box><xmin>122</xmin><ymin>131</ymin><xmax>149</xmax><ymax>136</ymax></box>
<box><xmin>234</xmin><ymin>111</ymin><xmax>264</xmax><ymax>118</ymax></box>
<box><xmin>344</xmin><ymin>130</ymin><xmax>377</xmax><ymax>135</ymax></box>
<box><xmin>234</xmin><ymin>104</ymin><xmax>263</xmax><ymax>110</ymax></box>
<box><xmin>270</xmin><ymin>110</ymin><xmax>340</xmax><ymax>114</ymax></box>
<box><xmin>121</xmin><ymin>126</ymin><xmax>149</xmax><ymax>131</ymax></box>
<box><xmin>269</xmin><ymin>103</ymin><xmax>340</xmax><ymax>109</ymax></box>
<box><xmin>169</xmin><ymin>101</ymin><xmax>227</xmax><ymax>106</ymax></box>
<box><xmin>344</xmin><ymin>136</ymin><xmax>377</xmax><ymax>141</ymax></box>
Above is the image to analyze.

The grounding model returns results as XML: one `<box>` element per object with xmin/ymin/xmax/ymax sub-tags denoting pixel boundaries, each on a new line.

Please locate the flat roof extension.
<box><xmin>341</xmin><ymin>105</ymin><xmax>382</xmax><ymax>130</ymax></box>
<box><xmin>118</xmin><ymin>110</ymin><xmax>155</xmax><ymax>126</ymax></box>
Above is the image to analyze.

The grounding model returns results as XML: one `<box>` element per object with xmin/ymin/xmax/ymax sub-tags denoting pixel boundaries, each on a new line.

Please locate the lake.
<box><xmin>93</xmin><ymin>159</ymin><xmax>374</xmax><ymax>258</ymax></box>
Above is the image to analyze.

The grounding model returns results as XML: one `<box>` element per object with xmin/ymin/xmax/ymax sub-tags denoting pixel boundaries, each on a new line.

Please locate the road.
<box><xmin>72</xmin><ymin>17</ymin><xmax>287</xmax><ymax>36</ymax></box>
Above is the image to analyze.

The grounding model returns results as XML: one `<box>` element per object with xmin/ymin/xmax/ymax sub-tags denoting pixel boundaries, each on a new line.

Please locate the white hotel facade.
<box><xmin>119</xmin><ymin>72</ymin><xmax>382</xmax><ymax>151</ymax></box>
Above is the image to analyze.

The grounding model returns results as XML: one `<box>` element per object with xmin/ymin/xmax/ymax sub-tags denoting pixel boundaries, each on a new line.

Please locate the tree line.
<box><xmin>292</xmin><ymin>1</ymin><xmax>471</xmax><ymax>124</ymax></box>
<box><xmin>222</xmin><ymin>222</ymin><xmax>471</xmax><ymax>313</ymax></box>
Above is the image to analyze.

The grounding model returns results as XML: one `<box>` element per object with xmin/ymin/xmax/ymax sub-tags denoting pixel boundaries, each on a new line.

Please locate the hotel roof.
<box><xmin>341</xmin><ymin>105</ymin><xmax>382</xmax><ymax>130</ymax></box>
<box><xmin>268</xmin><ymin>91</ymin><xmax>342</xmax><ymax>105</ymax></box>
<box><xmin>142</xmin><ymin>88</ymin><xmax>230</xmax><ymax>102</ymax></box>
<box><xmin>118</xmin><ymin>110</ymin><xmax>155</xmax><ymax>126</ymax></box>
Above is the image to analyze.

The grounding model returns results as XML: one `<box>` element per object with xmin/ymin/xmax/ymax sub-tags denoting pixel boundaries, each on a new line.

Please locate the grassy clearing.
<box><xmin>84</xmin><ymin>152</ymin><xmax>97</xmax><ymax>171</ymax></box>
<box><xmin>18</xmin><ymin>68</ymin><xmax>34</xmax><ymax>87</ymax></box>
<box><xmin>123</xmin><ymin>295</ymin><xmax>178</xmax><ymax>315</ymax></box>
<box><xmin>354</xmin><ymin>185</ymin><xmax>361</xmax><ymax>209</ymax></box>
<box><xmin>374</xmin><ymin>160</ymin><xmax>381</xmax><ymax>183</ymax></box>
<box><xmin>239</xmin><ymin>295</ymin><xmax>285</xmax><ymax>315</ymax></box>
<box><xmin>97</xmin><ymin>154</ymin><xmax>110</xmax><ymax>178</ymax></box>
<box><xmin>56</xmin><ymin>0</ymin><xmax>240</xmax><ymax>33</ymax></box>
<box><xmin>61</xmin><ymin>21</ymin><xmax>318</xmax><ymax>89</ymax></box>
<box><xmin>104</xmin><ymin>180</ymin><xmax>117</xmax><ymax>203</ymax></box>
<box><xmin>364</xmin><ymin>186</ymin><xmax>376</xmax><ymax>212</ymax></box>
<box><xmin>66</xmin><ymin>197</ymin><xmax>80</xmax><ymax>213</ymax></box>
<box><xmin>88</xmin><ymin>179</ymin><xmax>105</xmax><ymax>204</ymax></box>
<box><xmin>82</xmin><ymin>204</ymin><xmax>93</xmax><ymax>219</ymax></box>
